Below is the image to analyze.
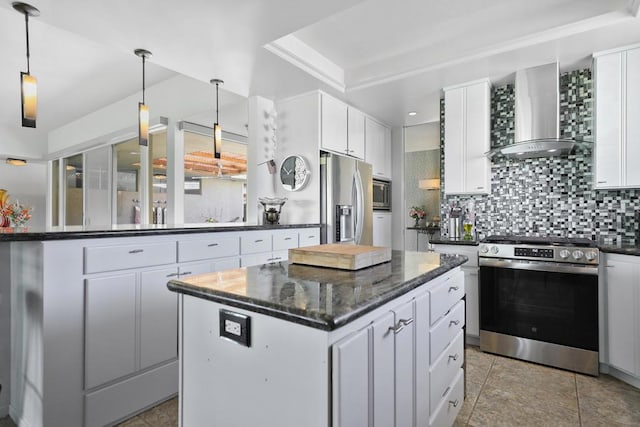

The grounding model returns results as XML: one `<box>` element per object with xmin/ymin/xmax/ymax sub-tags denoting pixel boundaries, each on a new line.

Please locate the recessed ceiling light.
<box><xmin>548</xmin><ymin>149</ymin><xmax>557</xmax><ymax>153</ymax></box>
<box><xmin>517</xmin><ymin>152</ymin><xmax>524</xmax><ymax>156</ymax></box>
<box><xmin>408</xmin><ymin>111</ymin><xmax>417</xmax><ymax>116</ymax></box>
<box><xmin>6</xmin><ymin>158</ymin><xmax>27</xmax><ymax>166</ymax></box>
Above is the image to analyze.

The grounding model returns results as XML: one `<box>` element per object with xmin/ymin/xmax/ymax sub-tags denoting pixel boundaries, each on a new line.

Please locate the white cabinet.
<box><xmin>594</xmin><ymin>46</ymin><xmax>640</xmax><ymax>189</ymax></box>
<box><xmin>365</xmin><ymin>117</ymin><xmax>391</xmax><ymax>179</ymax></box>
<box><xmin>85</xmin><ymin>273</ymin><xmax>137</xmax><ymax>389</ymax></box>
<box><xmin>140</xmin><ymin>267</ymin><xmax>179</xmax><ymax>370</ymax></box>
<box><xmin>332</xmin><ymin>327</ymin><xmax>370</xmax><ymax>426</ymax></box>
<box><xmin>433</xmin><ymin>244</ymin><xmax>479</xmax><ymax>337</ymax></box>
<box><xmin>348</xmin><ymin>106</ymin><xmax>366</xmax><ymax>159</ymax></box>
<box><xmin>605</xmin><ymin>254</ymin><xmax>640</xmax><ymax>377</ymax></box>
<box><xmin>443</xmin><ymin>79</ymin><xmax>491</xmax><ymax>195</ymax></box>
<box><xmin>373</xmin><ymin>212</ymin><xmax>392</xmax><ymax>247</ymax></box>
<box><xmin>320</xmin><ymin>93</ymin><xmax>365</xmax><ymax>159</ymax></box>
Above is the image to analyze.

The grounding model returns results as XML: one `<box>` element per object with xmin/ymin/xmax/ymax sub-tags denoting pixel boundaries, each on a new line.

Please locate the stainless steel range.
<box><xmin>478</xmin><ymin>235</ymin><xmax>599</xmax><ymax>376</ymax></box>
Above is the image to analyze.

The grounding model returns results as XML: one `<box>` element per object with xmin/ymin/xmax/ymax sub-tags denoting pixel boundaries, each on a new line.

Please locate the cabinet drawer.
<box><xmin>429</xmin><ymin>368</ymin><xmax>464</xmax><ymax>427</ymax></box>
<box><xmin>177</xmin><ymin>236</ymin><xmax>239</xmax><ymax>262</ymax></box>
<box><xmin>299</xmin><ymin>229</ymin><xmax>320</xmax><ymax>247</ymax></box>
<box><xmin>430</xmin><ymin>300</ymin><xmax>465</xmax><ymax>363</ymax></box>
<box><xmin>273</xmin><ymin>231</ymin><xmax>299</xmax><ymax>251</ymax></box>
<box><xmin>430</xmin><ymin>270</ymin><xmax>465</xmax><ymax>324</ymax></box>
<box><xmin>429</xmin><ymin>329</ymin><xmax>464</xmax><ymax>413</ymax></box>
<box><xmin>84</xmin><ymin>241</ymin><xmax>176</xmax><ymax>274</ymax></box>
<box><xmin>241</xmin><ymin>232</ymin><xmax>272</xmax><ymax>254</ymax></box>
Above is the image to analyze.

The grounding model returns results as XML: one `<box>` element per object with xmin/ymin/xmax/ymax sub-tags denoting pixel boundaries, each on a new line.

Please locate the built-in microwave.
<box><xmin>372</xmin><ymin>179</ymin><xmax>391</xmax><ymax>211</ymax></box>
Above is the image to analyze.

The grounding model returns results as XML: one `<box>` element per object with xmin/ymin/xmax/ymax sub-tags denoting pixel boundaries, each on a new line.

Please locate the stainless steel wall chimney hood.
<box><xmin>486</xmin><ymin>62</ymin><xmax>591</xmax><ymax>159</ymax></box>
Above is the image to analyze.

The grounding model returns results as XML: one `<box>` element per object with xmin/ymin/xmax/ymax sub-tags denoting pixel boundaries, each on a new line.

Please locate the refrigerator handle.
<box><xmin>353</xmin><ymin>170</ymin><xmax>364</xmax><ymax>244</ymax></box>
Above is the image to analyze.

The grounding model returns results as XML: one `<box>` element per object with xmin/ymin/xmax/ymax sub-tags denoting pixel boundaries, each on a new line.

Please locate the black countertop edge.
<box><xmin>598</xmin><ymin>244</ymin><xmax>640</xmax><ymax>256</ymax></box>
<box><xmin>429</xmin><ymin>237</ymin><xmax>479</xmax><ymax>246</ymax></box>
<box><xmin>0</xmin><ymin>223</ymin><xmax>322</xmax><ymax>242</ymax></box>
<box><xmin>168</xmin><ymin>255</ymin><xmax>469</xmax><ymax>331</ymax></box>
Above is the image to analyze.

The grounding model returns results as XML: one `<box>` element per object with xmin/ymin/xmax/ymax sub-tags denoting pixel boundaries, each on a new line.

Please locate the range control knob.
<box><xmin>572</xmin><ymin>250</ymin><xmax>584</xmax><ymax>260</ymax></box>
<box><xmin>585</xmin><ymin>251</ymin><xmax>597</xmax><ymax>261</ymax></box>
<box><xmin>490</xmin><ymin>246</ymin><xmax>499</xmax><ymax>255</ymax></box>
<box><xmin>479</xmin><ymin>245</ymin><xmax>489</xmax><ymax>254</ymax></box>
<box><xmin>559</xmin><ymin>249</ymin><xmax>571</xmax><ymax>259</ymax></box>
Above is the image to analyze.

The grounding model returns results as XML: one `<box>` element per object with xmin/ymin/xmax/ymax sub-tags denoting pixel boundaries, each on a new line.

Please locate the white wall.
<box><xmin>0</xmin><ymin>243</ymin><xmax>9</xmax><ymax>417</ymax></box>
<box><xmin>48</xmin><ymin>74</ymin><xmax>248</xmax><ymax>156</ymax></box>
<box><xmin>0</xmin><ymin>162</ymin><xmax>47</xmax><ymax>229</ymax></box>
<box><xmin>391</xmin><ymin>126</ymin><xmax>405</xmax><ymax>250</ymax></box>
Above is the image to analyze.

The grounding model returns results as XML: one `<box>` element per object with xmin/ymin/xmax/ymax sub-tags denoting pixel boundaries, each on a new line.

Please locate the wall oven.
<box><xmin>372</xmin><ymin>179</ymin><xmax>391</xmax><ymax>211</ymax></box>
<box><xmin>478</xmin><ymin>236</ymin><xmax>599</xmax><ymax>376</ymax></box>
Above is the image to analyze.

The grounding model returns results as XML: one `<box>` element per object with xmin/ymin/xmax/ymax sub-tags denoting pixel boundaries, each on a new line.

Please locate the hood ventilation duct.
<box><xmin>486</xmin><ymin>62</ymin><xmax>591</xmax><ymax>159</ymax></box>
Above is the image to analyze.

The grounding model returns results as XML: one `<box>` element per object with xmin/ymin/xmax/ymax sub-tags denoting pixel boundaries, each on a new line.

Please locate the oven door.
<box><xmin>479</xmin><ymin>258</ymin><xmax>598</xmax><ymax>352</ymax></box>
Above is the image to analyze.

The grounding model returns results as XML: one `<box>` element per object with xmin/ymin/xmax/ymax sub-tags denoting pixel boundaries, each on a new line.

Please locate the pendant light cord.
<box><xmin>215</xmin><ymin>82</ymin><xmax>219</xmax><ymax>123</ymax></box>
<box><xmin>142</xmin><ymin>54</ymin><xmax>146</xmax><ymax>104</ymax></box>
<box><xmin>24</xmin><ymin>13</ymin><xmax>30</xmax><ymax>74</ymax></box>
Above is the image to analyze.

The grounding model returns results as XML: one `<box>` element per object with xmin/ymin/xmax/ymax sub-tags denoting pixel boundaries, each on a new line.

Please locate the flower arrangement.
<box><xmin>409</xmin><ymin>206</ymin><xmax>426</xmax><ymax>220</ymax></box>
<box><xmin>0</xmin><ymin>189</ymin><xmax>33</xmax><ymax>227</ymax></box>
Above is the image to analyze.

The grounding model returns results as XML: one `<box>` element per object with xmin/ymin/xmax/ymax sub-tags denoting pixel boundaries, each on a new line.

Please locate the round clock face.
<box><xmin>280</xmin><ymin>155</ymin><xmax>309</xmax><ymax>191</ymax></box>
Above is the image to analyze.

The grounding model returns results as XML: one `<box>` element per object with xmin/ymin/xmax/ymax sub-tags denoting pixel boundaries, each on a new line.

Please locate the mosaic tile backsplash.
<box><xmin>440</xmin><ymin>68</ymin><xmax>639</xmax><ymax>243</ymax></box>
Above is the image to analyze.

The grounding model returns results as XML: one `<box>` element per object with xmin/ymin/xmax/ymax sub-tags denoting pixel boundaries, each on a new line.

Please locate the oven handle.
<box><xmin>479</xmin><ymin>258</ymin><xmax>599</xmax><ymax>275</ymax></box>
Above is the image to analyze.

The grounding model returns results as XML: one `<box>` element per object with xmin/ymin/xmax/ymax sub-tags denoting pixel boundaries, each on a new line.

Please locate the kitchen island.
<box><xmin>0</xmin><ymin>223</ymin><xmax>320</xmax><ymax>427</ymax></box>
<box><xmin>168</xmin><ymin>250</ymin><xmax>468</xmax><ymax>427</ymax></box>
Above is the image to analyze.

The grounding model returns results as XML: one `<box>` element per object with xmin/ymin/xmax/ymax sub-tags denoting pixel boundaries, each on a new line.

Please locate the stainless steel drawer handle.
<box><xmin>181</xmin><ymin>271</ymin><xmax>192</xmax><ymax>275</ymax></box>
<box><xmin>207</xmin><ymin>243</ymin><xmax>219</xmax><ymax>247</ymax></box>
<box><xmin>166</xmin><ymin>273</ymin><xmax>179</xmax><ymax>278</ymax></box>
<box><xmin>448</xmin><ymin>354</ymin><xmax>459</xmax><ymax>362</ymax></box>
<box><xmin>267</xmin><ymin>257</ymin><xmax>282</xmax><ymax>262</ymax></box>
<box><xmin>449</xmin><ymin>399</ymin><xmax>459</xmax><ymax>408</ymax></box>
<box><xmin>129</xmin><ymin>249</ymin><xmax>144</xmax><ymax>254</ymax></box>
<box><xmin>399</xmin><ymin>318</ymin><xmax>414</xmax><ymax>326</ymax></box>
<box><xmin>597</xmin><ymin>181</ymin><xmax>607</xmax><ymax>183</ymax></box>
<box><xmin>476</xmin><ymin>186</ymin><xmax>484</xmax><ymax>189</ymax></box>
<box><xmin>308</xmin><ymin>235</ymin><xmax>315</xmax><ymax>238</ymax></box>
<box><xmin>448</xmin><ymin>286</ymin><xmax>459</xmax><ymax>292</ymax></box>
<box><xmin>442</xmin><ymin>386</ymin><xmax>450</xmax><ymax>397</ymax></box>
<box><xmin>606</xmin><ymin>265</ymin><xmax>614</xmax><ymax>268</ymax></box>
<box><xmin>388</xmin><ymin>322</ymin><xmax>405</xmax><ymax>334</ymax></box>
<box><xmin>449</xmin><ymin>319</ymin><xmax>460</xmax><ymax>327</ymax></box>
<box><xmin>255</xmin><ymin>239</ymin><xmax>264</xmax><ymax>243</ymax></box>
<box><xmin>284</xmin><ymin>237</ymin><xmax>292</xmax><ymax>240</ymax></box>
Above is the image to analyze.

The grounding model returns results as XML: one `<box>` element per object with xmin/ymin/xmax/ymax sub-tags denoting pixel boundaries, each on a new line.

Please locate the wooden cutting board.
<box><xmin>288</xmin><ymin>244</ymin><xmax>392</xmax><ymax>270</ymax></box>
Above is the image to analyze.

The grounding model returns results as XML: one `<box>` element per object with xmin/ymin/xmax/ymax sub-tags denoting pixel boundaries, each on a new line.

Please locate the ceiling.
<box><xmin>1</xmin><ymin>0</ymin><xmax>639</xmax><ymax>159</ymax></box>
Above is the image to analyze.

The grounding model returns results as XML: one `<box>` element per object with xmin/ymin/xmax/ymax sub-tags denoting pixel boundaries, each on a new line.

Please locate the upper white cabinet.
<box><xmin>365</xmin><ymin>117</ymin><xmax>392</xmax><ymax>179</ymax></box>
<box><xmin>443</xmin><ymin>79</ymin><xmax>491</xmax><ymax>195</ymax></box>
<box><xmin>372</xmin><ymin>212</ymin><xmax>392</xmax><ymax>247</ymax></box>
<box><xmin>594</xmin><ymin>45</ymin><xmax>640</xmax><ymax>189</ymax></box>
<box><xmin>321</xmin><ymin>93</ymin><xmax>364</xmax><ymax>159</ymax></box>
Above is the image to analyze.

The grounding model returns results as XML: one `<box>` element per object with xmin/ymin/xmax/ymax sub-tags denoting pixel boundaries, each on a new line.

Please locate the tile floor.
<box><xmin>1</xmin><ymin>346</ymin><xmax>639</xmax><ymax>426</ymax></box>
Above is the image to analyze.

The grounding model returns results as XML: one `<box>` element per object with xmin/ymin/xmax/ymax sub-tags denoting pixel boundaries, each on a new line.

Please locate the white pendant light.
<box><xmin>135</xmin><ymin>49</ymin><xmax>152</xmax><ymax>146</ymax></box>
<box><xmin>13</xmin><ymin>2</ymin><xmax>40</xmax><ymax>128</ymax></box>
<box><xmin>210</xmin><ymin>78</ymin><xmax>224</xmax><ymax>159</ymax></box>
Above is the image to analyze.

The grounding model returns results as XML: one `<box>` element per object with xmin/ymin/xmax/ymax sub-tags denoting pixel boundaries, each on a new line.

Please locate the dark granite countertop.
<box><xmin>598</xmin><ymin>242</ymin><xmax>640</xmax><ymax>256</ymax></box>
<box><xmin>168</xmin><ymin>250</ymin><xmax>468</xmax><ymax>331</ymax></box>
<box><xmin>0</xmin><ymin>223</ymin><xmax>321</xmax><ymax>242</ymax></box>
<box><xmin>429</xmin><ymin>236</ymin><xmax>479</xmax><ymax>246</ymax></box>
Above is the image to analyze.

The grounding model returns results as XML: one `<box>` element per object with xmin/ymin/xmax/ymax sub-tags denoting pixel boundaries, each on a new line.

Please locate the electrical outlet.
<box><xmin>225</xmin><ymin>319</ymin><xmax>241</xmax><ymax>336</ymax></box>
<box><xmin>219</xmin><ymin>309</ymin><xmax>251</xmax><ymax>347</ymax></box>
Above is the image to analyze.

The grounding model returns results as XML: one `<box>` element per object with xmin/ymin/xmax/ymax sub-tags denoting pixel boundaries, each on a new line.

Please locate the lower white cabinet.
<box><xmin>433</xmin><ymin>244</ymin><xmax>479</xmax><ymax>338</ymax></box>
<box><xmin>373</xmin><ymin>212</ymin><xmax>392</xmax><ymax>247</ymax></box>
<box><xmin>605</xmin><ymin>253</ymin><xmax>640</xmax><ymax>378</ymax></box>
<box><xmin>85</xmin><ymin>273</ymin><xmax>137</xmax><ymax>389</ymax></box>
<box><xmin>332</xmin><ymin>267</ymin><xmax>464</xmax><ymax>427</ymax></box>
<box><xmin>140</xmin><ymin>267</ymin><xmax>179</xmax><ymax>370</ymax></box>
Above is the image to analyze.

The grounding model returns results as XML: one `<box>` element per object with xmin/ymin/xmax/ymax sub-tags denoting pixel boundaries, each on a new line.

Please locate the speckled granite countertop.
<box><xmin>0</xmin><ymin>223</ymin><xmax>321</xmax><ymax>242</ymax></box>
<box><xmin>168</xmin><ymin>250</ymin><xmax>468</xmax><ymax>331</ymax></box>
<box><xmin>598</xmin><ymin>242</ymin><xmax>640</xmax><ymax>256</ymax></box>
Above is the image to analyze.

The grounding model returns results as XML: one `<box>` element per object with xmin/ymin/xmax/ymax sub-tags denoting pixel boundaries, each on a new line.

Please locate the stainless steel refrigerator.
<box><xmin>320</xmin><ymin>151</ymin><xmax>373</xmax><ymax>245</ymax></box>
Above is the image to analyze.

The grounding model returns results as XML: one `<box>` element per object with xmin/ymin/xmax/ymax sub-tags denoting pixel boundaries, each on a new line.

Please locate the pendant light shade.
<box><xmin>135</xmin><ymin>49</ymin><xmax>152</xmax><ymax>146</ymax></box>
<box><xmin>13</xmin><ymin>2</ymin><xmax>40</xmax><ymax>128</ymax></box>
<box><xmin>210</xmin><ymin>79</ymin><xmax>224</xmax><ymax>159</ymax></box>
